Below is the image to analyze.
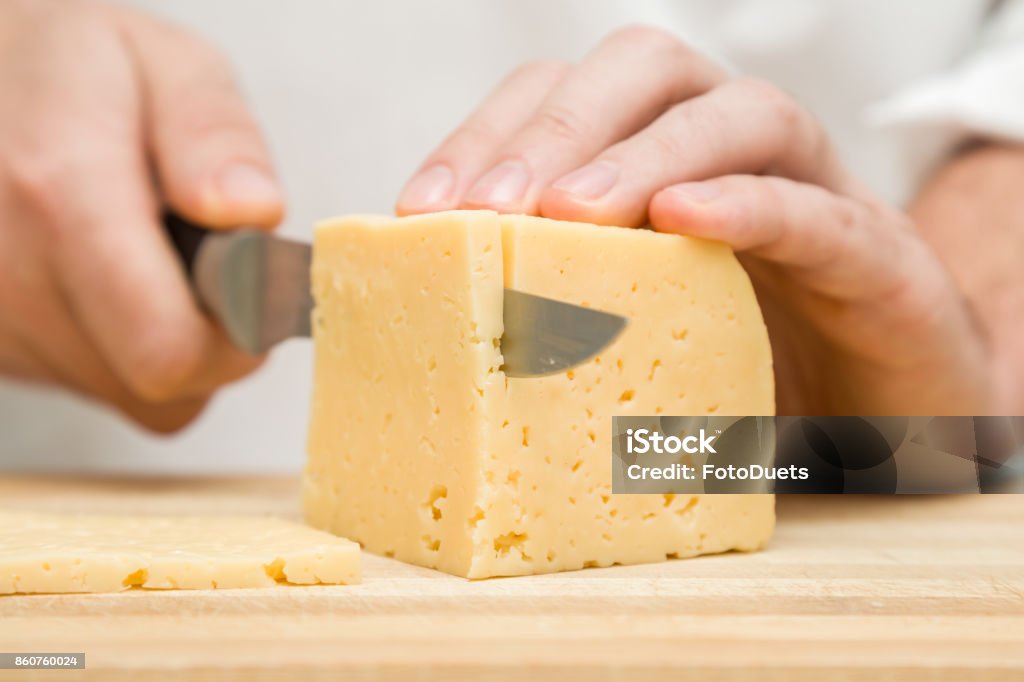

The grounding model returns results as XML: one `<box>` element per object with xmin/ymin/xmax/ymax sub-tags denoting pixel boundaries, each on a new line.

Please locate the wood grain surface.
<box><xmin>0</xmin><ymin>476</ymin><xmax>1022</xmax><ymax>681</ymax></box>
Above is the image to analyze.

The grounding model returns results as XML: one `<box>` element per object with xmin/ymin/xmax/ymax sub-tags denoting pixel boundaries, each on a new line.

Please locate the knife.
<box><xmin>164</xmin><ymin>213</ymin><xmax>627</xmax><ymax>378</ymax></box>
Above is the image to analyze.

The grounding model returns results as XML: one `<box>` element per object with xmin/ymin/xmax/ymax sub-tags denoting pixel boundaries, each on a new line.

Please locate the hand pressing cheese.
<box><xmin>305</xmin><ymin>210</ymin><xmax>774</xmax><ymax>578</ymax></box>
<box><xmin>0</xmin><ymin>512</ymin><xmax>360</xmax><ymax>594</ymax></box>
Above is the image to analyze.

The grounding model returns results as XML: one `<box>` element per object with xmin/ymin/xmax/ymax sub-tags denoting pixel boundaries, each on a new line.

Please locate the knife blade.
<box><xmin>165</xmin><ymin>213</ymin><xmax>627</xmax><ymax>378</ymax></box>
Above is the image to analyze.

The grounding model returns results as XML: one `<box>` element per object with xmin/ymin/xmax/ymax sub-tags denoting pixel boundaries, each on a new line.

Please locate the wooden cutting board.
<box><xmin>0</xmin><ymin>476</ymin><xmax>1022</xmax><ymax>681</ymax></box>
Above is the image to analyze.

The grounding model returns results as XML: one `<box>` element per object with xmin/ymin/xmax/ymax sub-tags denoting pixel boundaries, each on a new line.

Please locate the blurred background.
<box><xmin>0</xmin><ymin>0</ymin><xmax>1016</xmax><ymax>473</ymax></box>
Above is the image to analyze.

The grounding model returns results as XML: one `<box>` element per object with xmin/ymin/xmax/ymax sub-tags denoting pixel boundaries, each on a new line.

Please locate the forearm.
<box><xmin>908</xmin><ymin>142</ymin><xmax>1024</xmax><ymax>412</ymax></box>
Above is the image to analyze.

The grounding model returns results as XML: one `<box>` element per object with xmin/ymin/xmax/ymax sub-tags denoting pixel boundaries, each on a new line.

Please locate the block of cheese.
<box><xmin>305</xmin><ymin>210</ymin><xmax>774</xmax><ymax>578</ymax></box>
<box><xmin>0</xmin><ymin>512</ymin><xmax>360</xmax><ymax>594</ymax></box>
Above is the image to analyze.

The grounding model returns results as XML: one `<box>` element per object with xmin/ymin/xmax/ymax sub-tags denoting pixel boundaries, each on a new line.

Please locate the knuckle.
<box><xmin>646</xmin><ymin>128</ymin><xmax>688</xmax><ymax>164</ymax></box>
<box><xmin>853</xmin><ymin>197</ymin><xmax>904</xmax><ymax>238</ymax></box>
<box><xmin>6</xmin><ymin>156</ymin><xmax>67</xmax><ymax>206</ymax></box>
<box><xmin>4</xmin><ymin>154</ymin><xmax>78</xmax><ymax>228</ymax></box>
<box><xmin>445</xmin><ymin>121</ymin><xmax>504</xmax><ymax>155</ymax></box>
<box><xmin>736</xmin><ymin>77</ymin><xmax>803</xmax><ymax>136</ymax></box>
<box><xmin>830</xmin><ymin>195</ymin><xmax>865</xmax><ymax>235</ymax></box>
<box><xmin>506</xmin><ymin>60</ymin><xmax>569</xmax><ymax>86</ymax></box>
<box><xmin>651</xmin><ymin>102</ymin><xmax>720</xmax><ymax>162</ymax></box>
<box><xmin>882</xmin><ymin>257</ymin><xmax>949</xmax><ymax>331</ymax></box>
<box><xmin>757</xmin><ymin>176</ymin><xmax>790</xmax><ymax>213</ymax></box>
<box><xmin>741</xmin><ymin>177</ymin><xmax>785</xmax><ymax>231</ymax></box>
<box><xmin>3</xmin><ymin>144</ymin><xmax>129</xmax><ymax>238</ymax></box>
<box><xmin>532</xmin><ymin>104</ymin><xmax>592</xmax><ymax>144</ymax></box>
<box><xmin>606</xmin><ymin>24</ymin><xmax>687</xmax><ymax>56</ymax></box>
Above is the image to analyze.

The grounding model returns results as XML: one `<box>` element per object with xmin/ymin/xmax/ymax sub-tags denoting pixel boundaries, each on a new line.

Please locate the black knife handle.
<box><xmin>164</xmin><ymin>211</ymin><xmax>211</xmax><ymax>276</ymax></box>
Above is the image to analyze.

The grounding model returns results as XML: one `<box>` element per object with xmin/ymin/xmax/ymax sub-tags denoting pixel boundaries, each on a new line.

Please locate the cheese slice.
<box><xmin>0</xmin><ymin>512</ymin><xmax>360</xmax><ymax>594</ymax></box>
<box><xmin>305</xmin><ymin>210</ymin><xmax>774</xmax><ymax>578</ymax></box>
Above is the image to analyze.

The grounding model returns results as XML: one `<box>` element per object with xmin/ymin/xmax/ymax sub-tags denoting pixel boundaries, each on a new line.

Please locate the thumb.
<box><xmin>649</xmin><ymin>175</ymin><xmax>907</xmax><ymax>301</ymax></box>
<box><xmin>117</xmin><ymin>10</ymin><xmax>284</xmax><ymax>229</ymax></box>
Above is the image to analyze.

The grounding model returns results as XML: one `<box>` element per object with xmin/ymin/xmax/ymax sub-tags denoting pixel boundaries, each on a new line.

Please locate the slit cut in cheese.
<box><xmin>305</xmin><ymin>210</ymin><xmax>775</xmax><ymax>578</ymax></box>
<box><xmin>0</xmin><ymin>512</ymin><xmax>361</xmax><ymax>594</ymax></box>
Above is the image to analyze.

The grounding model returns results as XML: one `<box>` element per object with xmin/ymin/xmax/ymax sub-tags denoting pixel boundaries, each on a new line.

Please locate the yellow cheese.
<box><xmin>305</xmin><ymin>210</ymin><xmax>774</xmax><ymax>578</ymax></box>
<box><xmin>0</xmin><ymin>512</ymin><xmax>360</xmax><ymax>594</ymax></box>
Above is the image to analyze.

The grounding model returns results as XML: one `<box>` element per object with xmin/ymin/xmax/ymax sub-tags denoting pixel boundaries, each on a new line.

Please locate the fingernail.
<box><xmin>397</xmin><ymin>164</ymin><xmax>455</xmax><ymax>211</ymax></box>
<box><xmin>465</xmin><ymin>159</ymin><xmax>531</xmax><ymax>208</ymax></box>
<box><xmin>217</xmin><ymin>163</ymin><xmax>282</xmax><ymax>207</ymax></box>
<box><xmin>552</xmin><ymin>161</ymin><xmax>620</xmax><ymax>200</ymax></box>
<box><xmin>668</xmin><ymin>181</ymin><xmax>722</xmax><ymax>204</ymax></box>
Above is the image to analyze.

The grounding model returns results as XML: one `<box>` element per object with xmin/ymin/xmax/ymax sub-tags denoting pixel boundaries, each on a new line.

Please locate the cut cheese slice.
<box><xmin>0</xmin><ymin>512</ymin><xmax>360</xmax><ymax>594</ymax></box>
<box><xmin>305</xmin><ymin>210</ymin><xmax>774</xmax><ymax>578</ymax></box>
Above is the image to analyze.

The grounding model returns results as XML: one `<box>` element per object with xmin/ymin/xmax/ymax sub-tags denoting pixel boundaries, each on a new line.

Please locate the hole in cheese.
<box><xmin>122</xmin><ymin>568</ymin><xmax>149</xmax><ymax>588</ymax></box>
<box><xmin>426</xmin><ymin>485</ymin><xmax>448</xmax><ymax>521</ymax></box>
<box><xmin>493</xmin><ymin>532</ymin><xmax>529</xmax><ymax>559</ymax></box>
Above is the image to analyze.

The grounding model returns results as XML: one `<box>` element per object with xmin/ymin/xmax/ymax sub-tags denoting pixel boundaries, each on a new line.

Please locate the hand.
<box><xmin>0</xmin><ymin>0</ymin><xmax>284</xmax><ymax>431</ymax></box>
<box><xmin>397</xmin><ymin>26</ymin><xmax>992</xmax><ymax>415</ymax></box>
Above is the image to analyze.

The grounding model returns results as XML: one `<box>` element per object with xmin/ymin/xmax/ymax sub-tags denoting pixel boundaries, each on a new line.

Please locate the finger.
<box><xmin>22</xmin><ymin>302</ymin><xmax>211</xmax><ymax>434</ymax></box>
<box><xmin>116</xmin><ymin>394</ymin><xmax>210</xmax><ymax>434</ymax></box>
<box><xmin>542</xmin><ymin>78</ymin><xmax>860</xmax><ymax>226</ymax></box>
<box><xmin>648</xmin><ymin>175</ymin><xmax>914</xmax><ymax>301</ymax></box>
<box><xmin>395</xmin><ymin>60</ymin><xmax>569</xmax><ymax>215</ymax></box>
<box><xmin>0</xmin><ymin>274</ymin><xmax>212</xmax><ymax>433</ymax></box>
<box><xmin>24</xmin><ymin>124</ymin><xmax>265</xmax><ymax>402</ymax></box>
<box><xmin>116</xmin><ymin>10</ymin><xmax>284</xmax><ymax>229</ymax></box>
<box><xmin>461</xmin><ymin>26</ymin><xmax>726</xmax><ymax>214</ymax></box>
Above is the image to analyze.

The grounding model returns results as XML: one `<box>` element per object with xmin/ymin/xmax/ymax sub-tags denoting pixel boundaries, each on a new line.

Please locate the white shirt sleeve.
<box><xmin>867</xmin><ymin>0</ymin><xmax>1024</xmax><ymax>174</ymax></box>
